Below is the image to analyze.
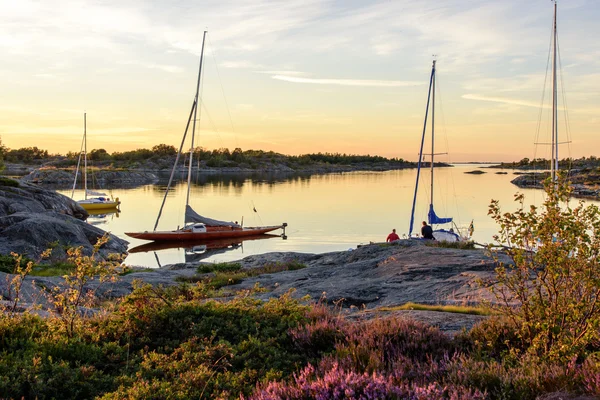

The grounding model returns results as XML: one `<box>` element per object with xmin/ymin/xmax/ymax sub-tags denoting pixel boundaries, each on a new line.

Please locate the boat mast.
<box><xmin>408</xmin><ymin>60</ymin><xmax>436</xmax><ymax>237</ymax></box>
<box><xmin>186</xmin><ymin>30</ymin><xmax>207</xmax><ymax>208</ymax></box>
<box><xmin>153</xmin><ymin>31</ymin><xmax>207</xmax><ymax>231</ymax></box>
<box><xmin>551</xmin><ymin>0</ymin><xmax>558</xmax><ymax>182</ymax></box>
<box><xmin>430</xmin><ymin>60</ymin><xmax>436</xmax><ymax>209</ymax></box>
<box><xmin>83</xmin><ymin>112</ymin><xmax>87</xmax><ymax>200</ymax></box>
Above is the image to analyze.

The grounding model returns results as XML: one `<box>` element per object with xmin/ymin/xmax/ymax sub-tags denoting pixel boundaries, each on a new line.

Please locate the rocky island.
<box><xmin>2</xmin><ymin>145</ymin><xmax>459</xmax><ymax>187</ymax></box>
<box><xmin>0</xmin><ymin>177</ymin><xmax>127</xmax><ymax>262</ymax></box>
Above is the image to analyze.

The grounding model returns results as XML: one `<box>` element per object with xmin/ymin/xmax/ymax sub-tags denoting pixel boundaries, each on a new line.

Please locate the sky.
<box><xmin>0</xmin><ymin>0</ymin><xmax>598</xmax><ymax>162</ymax></box>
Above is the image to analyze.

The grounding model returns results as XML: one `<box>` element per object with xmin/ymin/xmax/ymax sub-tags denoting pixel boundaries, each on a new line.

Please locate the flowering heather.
<box><xmin>248</xmin><ymin>362</ymin><xmax>486</xmax><ymax>400</ymax></box>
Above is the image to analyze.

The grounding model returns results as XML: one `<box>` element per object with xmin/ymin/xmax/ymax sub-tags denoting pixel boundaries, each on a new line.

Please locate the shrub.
<box><xmin>488</xmin><ymin>176</ymin><xmax>600</xmax><ymax>361</ymax></box>
<box><xmin>197</xmin><ymin>262</ymin><xmax>242</xmax><ymax>274</ymax></box>
<box><xmin>0</xmin><ymin>176</ymin><xmax>19</xmax><ymax>187</ymax></box>
<box><xmin>426</xmin><ymin>240</ymin><xmax>476</xmax><ymax>250</ymax></box>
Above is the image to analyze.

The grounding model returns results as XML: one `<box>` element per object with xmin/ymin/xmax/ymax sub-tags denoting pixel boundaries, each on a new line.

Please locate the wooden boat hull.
<box><xmin>125</xmin><ymin>225</ymin><xmax>285</xmax><ymax>242</ymax></box>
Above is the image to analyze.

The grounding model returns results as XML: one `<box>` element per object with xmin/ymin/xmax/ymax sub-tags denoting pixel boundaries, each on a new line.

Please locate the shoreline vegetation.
<box><xmin>1</xmin><ymin>144</ymin><xmax>449</xmax><ymax>185</ymax></box>
<box><xmin>489</xmin><ymin>157</ymin><xmax>600</xmax><ymax>199</ymax></box>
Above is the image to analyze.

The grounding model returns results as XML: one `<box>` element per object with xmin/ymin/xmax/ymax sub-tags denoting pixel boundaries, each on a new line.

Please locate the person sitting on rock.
<box><xmin>421</xmin><ymin>221</ymin><xmax>435</xmax><ymax>240</ymax></box>
<box><xmin>386</xmin><ymin>229</ymin><xmax>400</xmax><ymax>242</ymax></box>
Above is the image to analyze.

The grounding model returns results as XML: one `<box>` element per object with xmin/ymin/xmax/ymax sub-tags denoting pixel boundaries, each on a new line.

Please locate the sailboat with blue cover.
<box><xmin>408</xmin><ymin>60</ymin><xmax>470</xmax><ymax>242</ymax></box>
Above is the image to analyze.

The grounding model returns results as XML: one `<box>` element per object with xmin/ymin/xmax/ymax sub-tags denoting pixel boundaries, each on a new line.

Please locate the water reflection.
<box><xmin>128</xmin><ymin>234</ymin><xmax>284</xmax><ymax>267</ymax></box>
<box><xmin>86</xmin><ymin>208</ymin><xmax>120</xmax><ymax>226</ymax></box>
<box><xmin>50</xmin><ymin>166</ymin><xmax>600</xmax><ymax>268</ymax></box>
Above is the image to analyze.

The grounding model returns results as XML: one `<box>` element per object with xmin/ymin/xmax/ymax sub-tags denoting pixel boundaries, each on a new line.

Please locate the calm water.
<box><xmin>57</xmin><ymin>165</ymin><xmax>600</xmax><ymax>268</ymax></box>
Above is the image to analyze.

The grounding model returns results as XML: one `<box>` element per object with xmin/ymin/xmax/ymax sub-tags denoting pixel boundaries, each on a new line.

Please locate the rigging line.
<box><xmin>71</xmin><ymin>130</ymin><xmax>86</xmax><ymax>198</ymax></box>
<box><xmin>532</xmin><ymin>13</ymin><xmax>556</xmax><ymax>198</ymax></box>
<box><xmin>207</xmin><ymin>33</ymin><xmax>237</xmax><ymax>148</ymax></box>
<box><xmin>556</xmin><ymin>35</ymin><xmax>573</xmax><ymax>174</ymax></box>
<box><xmin>250</xmin><ymin>200</ymin><xmax>263</xmax><ymax>225</ymax></box>
<box><xmin>534</xmin><ymin>15</ymin><xmax>555</xmax><ymax>165</ymax></box>
<box><xmin>433</xmin><ymin>67</ymin><xmax>462</xmax><ymax>226</ymax></box>
<box><xmin>201</xmin><ymin>100</ymin><xmax>224</xmax><ymax>146</ymax></box>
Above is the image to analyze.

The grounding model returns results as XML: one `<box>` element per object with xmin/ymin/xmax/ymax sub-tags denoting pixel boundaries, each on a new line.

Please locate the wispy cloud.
<box><xmin>119</xmin><ymin>61</ymin><xmax>184</xmax><ymax>73</ymax></box>
<box><xmin>462</xmin><ymin>94</ymin><xmax>543</xmax><ymax>108</ymax></box>
<box><xmin>221</xmin><ymin>60</ymin><xmax>265</xmax><ymax>69</ymax></box>
<box><xmin>255</xmin><ymin>70</ymin><xmax>306</xmax><ymax>76</ymax></box>
<box><xmin>0</xmin><ymin>126</ymin><xmax>154</xmax><ymax>136</ymax></box>
<box><xmin>272</xmin><ymin>75</ymin><xmax>423</xmax><ymax>87</ymax></box>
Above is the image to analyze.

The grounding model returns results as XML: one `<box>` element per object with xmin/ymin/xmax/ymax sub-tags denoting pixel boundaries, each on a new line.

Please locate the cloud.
<box><xmin>255</xmin><ymin>70</ymin><xmax>306</xmax><ymax>76</ymax></box>
<box><xmin>462</xmin><ymin>94</ymin><xmax>543</xmax><ymax>108</ymax></box>
<box><xmin>221</xmin><ymin>61</ymin><xmax>265</xmax><ymax>69</ymax></box>
<box><xmin>272</xmin><ymin>75</ymin><xmax>423</xmax><ymax>87</ymax></box>
<box><xmin>0</xmin><ymin>126</ymin><xmax>154</xmax><ymax>136</ymax></box>
<box><xmin>119</xmin><ymin>61</ymin><xmax>184</xmax><ymax>73</ymax></box>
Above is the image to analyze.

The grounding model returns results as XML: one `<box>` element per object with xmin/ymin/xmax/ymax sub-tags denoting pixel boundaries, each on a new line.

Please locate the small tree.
<box><xmin>488</xmin><ymin>176</ymin><xmax>600</xmax><ymax>361</ymax></box>
<box><xmin>0</xmin><ymin>136</ymin><xmax>5</xmax><ymax>171</ymax></box>
<box><xmin>45</xmin><ymin>235</ymin><xmax>123</xmax><ymax>338</ymax></box>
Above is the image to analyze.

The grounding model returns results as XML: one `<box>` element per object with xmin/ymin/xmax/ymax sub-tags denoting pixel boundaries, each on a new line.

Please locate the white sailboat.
<box><xmin>71</xmin><ymin>113</ymin><xmax>120</xmax><ymax>211</ymax></box>
<box><xmin>408</xmin><ymin>60</ymin><xmax>470</xmax><ymax>242</ymax></box>
<box><xmin>125</xmin><ymin>31</ymin><xmax>286</xmax><ymax>243</ymax></box>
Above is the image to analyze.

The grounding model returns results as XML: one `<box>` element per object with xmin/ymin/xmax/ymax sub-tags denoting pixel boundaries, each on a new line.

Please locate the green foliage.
<box><xmin>197</xmin><ymin>262</ymin><xmax>242</xmax><ymax>274</ymax></box>
<box><xmin>4</xmin><ymin>146</ymin><xmax>49</xmax><ymax>162</ymax></box>
<box><xmin>426</xmin><ymin>240</ymin><xmax>476</xmax><ymax>250</ymax></box>
<box><xmin>0</xmin><ymin>176</ymin><xmax>20</xmax><ymax>187</ymax></box>
<box><xmin>30</xmin><ymin>261</ymin><xmax>76</xmax><ymax>277</ymax></box>
<box><xmin>0</xmin><ymin>136</ymin><xmax>4</xmax><ymax>172</ymax></box>
<box><xmin>43</xmin><ymin>235</ymin><xmax>124</xmax><ymax>338</ymax></box>
<box><xmin>488</xmin><ymin>175</ymin><xmax>600</xmax><ymax>361</ymax></box>
<box><xmin>190</xmin><ymin>260</ymin><xmax>307</xmax><ymax>290</ymax></box>
<box><xmin>151</xmin><ymin>143</ymin><xmax>177</xmax><ymax>156</ymax></box>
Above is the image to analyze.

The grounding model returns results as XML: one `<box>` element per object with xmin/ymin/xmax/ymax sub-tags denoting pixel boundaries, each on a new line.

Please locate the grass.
<box><xmin>374</xmin><ymin>302</ymin><xmax>492</xmax><ymax>316</ymax></box>
<box><xmin>0</xmin><ymin>255</ymin><xmax>76</xmax><ymax>277</ymax></box>
<box><xmin>426</xmin><ymin>240</ymin><xmax>476</xmax><ymax>250</ymax></box>
<box><xmin>0</xmin><ymin>177</ymin><xmax>19</xmax><ymax>187</ymax></box>
<box><xmin>119</xmin><ymin>266</ymin><xmax>155</xmax><ymax>276</ymax></box>
<box><xmin>197</xmin><ymin>262</ymin><xmax>242</xmax><ymax>274</ymax></box>
<box><xmin>182</xmin><ymin>260</ymin><xmax>309</xmax><ymax>289</ymax></box>
<box><xmin>29</xmin><ymin>262</ymin><xmax>76</xmax><ymax>277</ymax></box>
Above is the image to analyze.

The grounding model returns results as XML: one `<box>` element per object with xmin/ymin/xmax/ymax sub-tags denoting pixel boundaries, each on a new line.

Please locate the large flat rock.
<box><xmin>231</xmin><ymin>241</ymin><xmax>501</xmax><ymax>308</ymax></box>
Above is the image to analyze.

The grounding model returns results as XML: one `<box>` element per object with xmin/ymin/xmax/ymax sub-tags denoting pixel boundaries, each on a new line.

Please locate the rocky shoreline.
<box><xmin>6</xmin><ymin>161</ymin><xmax>456</xmax><ymax>189</ymax></box>
<box><xmin>2</xmin><ymin>240</ymin><xmax>503</xmax><ymax>334</ymax></box>
<box><xmin>511</xmin><ymin>172</ymin><xmax>600</xmax><ymax>199</ymax></box>
<box><xmin>0</xmin><ymin>177</ymin><xmax>128</xmax><ymax>261</ymax></box>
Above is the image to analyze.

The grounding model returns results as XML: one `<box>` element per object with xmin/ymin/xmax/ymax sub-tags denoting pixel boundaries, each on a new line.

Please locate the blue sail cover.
<box><xmin>428</xmin><ymin>204</ymin><xmax>452</xmax><ymax>225</ymax></box>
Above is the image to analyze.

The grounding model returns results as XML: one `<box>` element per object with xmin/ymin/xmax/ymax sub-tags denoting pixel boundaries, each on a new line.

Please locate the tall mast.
<box><xmin>83</xmin><ymin>112</ymin><xmax>87</xmax><ymax>200</ymax></box>
<box><xmin>430</xmin><ymin>60</ymin><xmax>436</xmax><ymax>207</ymax></box>
<box><xmin>408</xmin><ymin>60</ymin><xmax>436</xmax><ymax>237</ymax></box>
<box><xmin>186</xmin><ymin>30</ymin><xmax>207</xmax><ymax>208</ymax></box>
<box><xmin>551</xmin><ymin>0</ymin><xmax>558</xmax><ymax>182</ymax></box>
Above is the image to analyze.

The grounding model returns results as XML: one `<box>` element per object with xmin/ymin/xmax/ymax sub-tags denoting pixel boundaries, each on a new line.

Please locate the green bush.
<box><xmin>0</xmin><ymin>177</ymin><xmax>19</xmax><ymax>187</ymax></box>
<box><xmin>197</xmin><ymin>262</ymin><xmax>242</xmax><ymax>274</ymax></box>
<box><xmin>489</xmin><ymin>176</ymin><xmax>600</xmax><ymax>361</ymax></box>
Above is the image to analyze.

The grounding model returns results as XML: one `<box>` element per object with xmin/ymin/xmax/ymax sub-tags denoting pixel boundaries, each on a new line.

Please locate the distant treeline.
<box><xmin>496</xmin><ymin>156</ymin><xmax>600</xmax><ymax>169</ymax></box>
<box><xmin>0</xmin><ymin>142</ymin><xmax>409</xmax><ymax>169</ymax></box>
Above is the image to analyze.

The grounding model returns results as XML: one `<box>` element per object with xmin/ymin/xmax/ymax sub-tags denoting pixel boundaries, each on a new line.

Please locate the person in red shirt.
<box><xmin>386</xmin><ymin>229</ymin><xmax>400</xmax><ymax>242</ymax></box>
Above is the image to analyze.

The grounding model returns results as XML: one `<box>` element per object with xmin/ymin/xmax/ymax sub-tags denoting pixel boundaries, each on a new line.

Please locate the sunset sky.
<box><xmin>0</xmin><ymin>0</ymin><xmax>598</xmax><ymax>162</ymax></box>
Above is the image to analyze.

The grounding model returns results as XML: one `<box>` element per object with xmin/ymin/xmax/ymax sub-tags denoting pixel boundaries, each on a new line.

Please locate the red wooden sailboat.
<box><xmin>126</xmin><ymin>207</ymin><xmax>286</xmax><ymax>241</ymax></box>
<box><xmin>125</xmin><ymin>31</ymin><xmax>286</xmax><ymax>243</ymax></box>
